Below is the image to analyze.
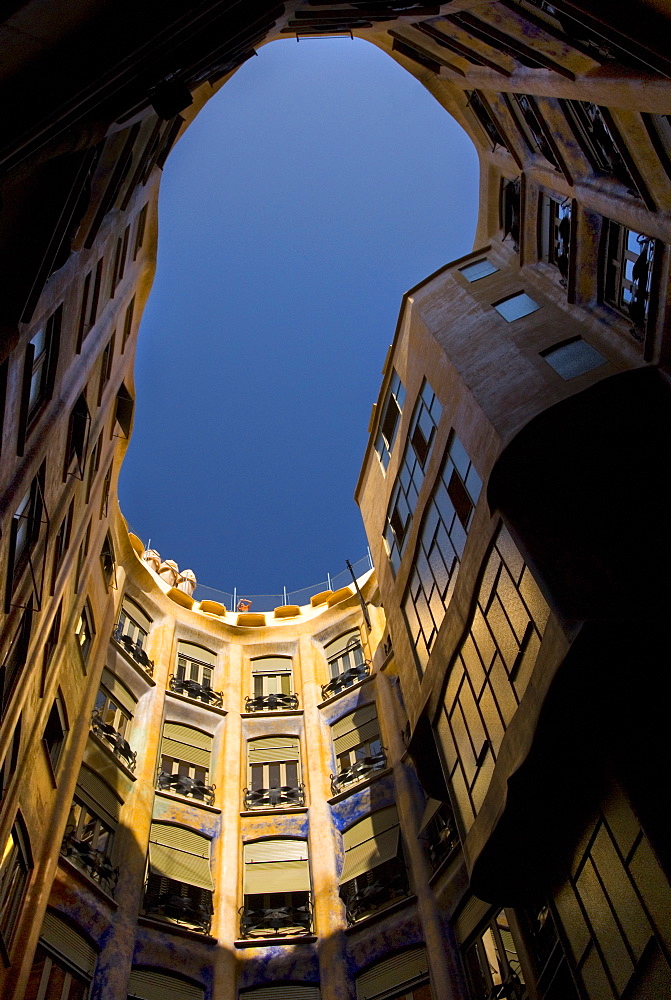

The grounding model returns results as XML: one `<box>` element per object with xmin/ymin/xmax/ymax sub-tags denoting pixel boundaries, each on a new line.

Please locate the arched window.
<box><xmin>245</xmin><ymin>736</ymin><xmax>302</xmax><ymax>809</ymax></box>
<box><xmin>158</xmin><ymin>722</ymin><xmax>214</xmax><ymax>805</ymax></box>
<box><xmin>322</xmin><ymin>630</ymin><xmax>368</xmax><ymax>698</ymax></box>
<box><xmin>127</xmin><ymin>967</ymin><xmax>204</xmax><ymax>1000</ymax></box>
<box><xmin>25</xmin><ymin>910</ymin><xmax>97</xmax><ymax>1000</ymax></box>
<box><xmin>171</xmin><ymin>640</ymin><xmax>220</xmax><ymax>705</ymax></box>
<box><xmin>247</xmin><ymin>656</ymin><xmax>297</xmax><ymax>712</ymax></box>
<box><xmin>241</xmin><ymin>838</ymin><xmax>311</xmax><ymax>938</ymax></box>
<box><xmin>0</xmin><ymin>813</ymin><xmax>32</xmax><ymax>951</ymax></box>
<box><xmin>356</xmin><ymin>946</ymin><xmax>431</xmax><ymax>1000</ymax></box>
<box><xmin>330</xmin><ymin>703</ymin><xmax>384</xmax><ymax>794</ymax></box>
<box><xmin>144</xmin><ymin>823</ymin><xmax>213</xmax><ymax>934</ymax></box>
<box><xmin>340</xmin><ymin>806</ymin><xmax>407</xmax><ymax>924</ymax></box>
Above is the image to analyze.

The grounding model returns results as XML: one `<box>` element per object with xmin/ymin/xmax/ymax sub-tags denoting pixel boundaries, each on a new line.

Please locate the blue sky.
<box><xmin>119</xmin><ymin>37</ymin><xmax>479</xmax><ymax>603</ymax></box>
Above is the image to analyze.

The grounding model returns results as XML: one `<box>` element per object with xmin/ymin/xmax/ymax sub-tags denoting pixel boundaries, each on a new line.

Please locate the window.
<box><xmin>76</xmin><ymin>271</ymin><xmax>92</xmax><ymax>351</ymax></box>
<box><xmin>0</xmin><ymin>358</ymin><xmax>7</xmax><ymax>457</ymax></box>
<box><xmin>121</xmin><ymin>295</ymin><xmax>135</xmax><ymax>351</ymax></box>
<box><xmin>436</xmin><ymin>526</ymin><xmax>550</xmax><ymax>831</ymax></box>
<box><xmin>110</xmin><ymin>225</ymin><xmax>130</xmax><ymax>294</ymax></box>
<box><xmin>127</xmin><ymin>968</ymin><xmax>205</xmax><ymax>1000</ymax></box>
<box><xmin>321</xmin><ymin>630</ymin><xmax>369</xmax><ymax>698</ymax></box>
<box><xmin>100</xmin><ymin>462</ymin><xmax>112</xmax><ymax>518</ymax></box>
<box><xmin>0</xmin><ymin>817</ymin><xmax>32</xmax><ymax>952</ymax></box>
<box><xmin>93</xmin><ymin>674</ymin><xmax>134</xmax><ymax>742</ymax></box>
<box><xmin>356</xmin><ymin>946</ymin><xmax>431</xmax><ymax>1000</ymax></box>
<box><xmin>0</xmin><ymin>715</ymin><xmax>22</xmax><ymax>802</ymax></box>
<box><xmin>245</xmin><ymin>736</ymin><xmax>303</xmax><ymax>809</ymax></box>
<box><xmin>51</xmin><ymin>499</ymin><xmax>74</xmax><ymax>592</ymax></box>
<box><xmin>133</xmin><ymin>204</ymin><xmax>148</xmax><ymax>260</ymax></box>
<box><xmin>43</xmin><ymin>693</ymin><xmax>68</xmax><ymax>773</ymax></box>
<box><xmin>158</xmin><ymin>722</ymin><xmax>214</xmax><ymax>804</ymax></box>
<box><xmin>85</xmin><ymin>431</ymin><xmax>102</xmax><ymax>503</ymax></box>
<box><xmin>331</xmin><ymin>703</ymin><xmax>385</xmax><ymax>794</ymax></box>
<box><xmin>42</xmin><ymin>602</ymin><xmax>62</xmax><ymax>691</ymax></box>
<box><xmin>75</xmin><ymin>602</ymin><xmax>94</xmax><ymax>665</ymax></box>
<box><xmin>145</xmin><ymin>823</ymin><xmax>213</xmax><ymax>933</ymax></box>
<box><xmin>18</xmin><ymin>307</ymin><xmax>61</xmax><ymax>449</ymax></box>
<box><xmin>116</xmin><ymin>596</ymin><xmax>151</xmax><ymax>648</ymax></box>
<box><xmin>88</xmin><ymin>256</ymin><xmax>103</xmax><ymax>327</ymax></box>
<box><xmin>463</xmin><ymin>911</ymin><xmax>527</xmax><ymax>1000</ymax></box>
<box><xmin>374</xmin><ymin>370</ymin><xmax>406</xmax><ymax>471</ymax></box>
<box><xmin>459</xmin><ymin>258</ymin><xmax>498</xmax><ymax>282</ymax></box>
<box><xmin>339</xmin><ymin>807</ymin><xmax>407</xmax><ymax>923</ymax></box>
<box><xmin>97</xmin><ymin>333</ymin><xmax>115</xmax><ymax>404</ymax></box>
<box><xmin>539</xmin><ymin>194</ymin><xmax>571</xmax><ymax>283</ymax></box>
<box><xmin>541</xmin><ymin>337</ymin><xmax>606</xmax><ymax>379</ymax></box>
<box><xmin>603</xmin><ymin>219</ymin><xmax>656</xmax><ymax>338</ymax></box>
<box><xmin>113</xmin><ymin>382</ymin><xmax>134</xmax><ymax>438</ymax></box>
<box><xmin>0</xmin><ymin>602</ymin><xmax>33</xmax><ymax>716</ymax></box>
<box><xmin>562</xmin><ymin>100</ymin><xmax>640</xmax><ymax>195</ymax></box>
<box><xmin>510</xmin><ymin>94</ymin><xmax>560</xmax><ymax>168</ymax></box>
<box><xmin>63</xmin><ymin>795</ymin><xmax>116</xmax><ymax>890</ymax></box>
<box><xmin>384</xmin><ymin>380</ymin><xmax>442</xmax><ymax>572</ymax></box>
<box><xmin>501</xmin><ymin>177</ymin><xmax>521</xmax><ymax>252</ymax></box>
<box><xmin>100</xmin><ymin>532</ymin><xmax>115</xmax><ymax>588</ymax></box>
<box><xmin>169</xmin><ymin>640</ymin><xmax>219</xmax><ymax>702</ymax></box>
<box><xmin>241</xmin><ymin>839</ymin><xmax>311</xmax><ymax>937</ymax></box>
<box><xmin>6</xmin><ymin>463</ymin><xmax>46</xmax><ymax>610</ymax></box>
<box><xmin>74</xmin><ymin>519</ymin><xmax>91</xmax><ymax>594</ymax></box>
<box><xmin>467</xmin><ymin>91</ymin><xmax>509</xmax><ymax>151</ymax></box>
<box><xmin>25</xmin><ymin>942</ymin><xmax>92</xmax><ymax>1000</ymax></box>
<box><xmin>247</xmin><ymin>656</ymin><xmax>297</xmax><ymax>711</ymax></box>
<box><xmin>403</xmin><ymin>434</ymin><xmax>482</xmax><ymax>674</ymax></box>
<box><xmin>64</xmin><ymin>392</ymin><xmax>91</xmax><ymax>480</ymax></box>
<box><xmin>494</xmin><ymin>292</ymin><xmax>540</xmax><ymax>322</ymax></box>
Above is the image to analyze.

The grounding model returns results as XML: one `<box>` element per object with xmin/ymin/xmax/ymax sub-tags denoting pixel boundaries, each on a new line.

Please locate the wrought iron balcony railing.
<box><xmin>144</xmin><ymin>887</ymin><xmax>212</xmax><ymax>934</ymax></box>
<box><xmin>156</xmin><ymin>770</ymin><xmax>216</xmax><ymax>806</ymax></box>
<box><xmin>168</xmin><ymin>674</ymin><xmax>223</xmax><ymax>708</ymax></box>
<box><xmin>239</xmin><ymin>902</ymin><xmax>312</xmax><ymax>938</ymax></box>
<box><xmin>321</xmin><ymin>661</ymin><xmax>370</xmax><ymax>700</ymax></box>
<box><xmin>341</xmin><ymin>865</ymin><xmax>408</xmax><ymax>924</ymax></box>
<box><xmin>61</xmin><ymin>832</ymin><xmax>119</xmax><ymax>894</ymax></box>
<box><xmin>112</xmin><ymin>624</ymin><xmax>154</xmax><ymax>675</ymax></box>
<box><xmin>244</xmin><ymin>693</ymin><xmax>299</xmax><ymax>713</ymax></box>
<box><xmin>424</xmin><ymin>803</ymin><xmax>460</xmax><ymax>870</ymax></box>
<box><xmin>243</xmin><ymin>785</ymin><xmax>305</xmax><ymax>810</ymax></box>
<box><xmin>91</xmin><ymin>711</ymin><xmax>137</xmax><ymax>771</ymax></box>
<box><xmin>330</xmin><ymin>750</ymin><xmax>386</xmax><ymax>796</ymax></box>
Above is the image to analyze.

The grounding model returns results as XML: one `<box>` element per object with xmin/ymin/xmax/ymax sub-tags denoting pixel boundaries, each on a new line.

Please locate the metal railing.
<box><xmin>91</xmin><ymin>711</ymin><xmax>137</xmax><ymax>771</ymax></box>
<box><xmin>239</xmin><ymin>901</ymin><xmax>312</xmax><ymax>938</ymax></box>
<box><xmin>156</xmin><ymin>770</ymin><xmax>216</xmax><ymax>806</ymax></box>
<box><xmin>243</xmin><ymin>785</ymin><xmax>305</xmax><ymax>810</ymax></box>
<box><xmin>330</xmin><ymin>750</ymin><xmax>386</xmax><ymax>796</ymax></box>
<box><xmin>144</xmin><ymin>885</ymin><xmax>212</xmax><ymax>934</ymax></box>
<box><xmin>341</xmin><ymin>864</ymin><xmax>408</xmax><ymax>924</ymax></box>
<box><xmin>61</xmin><ymin>832</ymin><xmax>118</xmax><ymax>894</ymax></box>
<box><xmin>168</xmin><ymin>674</ymin><xmax>223</xmax><ymax>708</ymax></box>
<box><xmin>244</xmin><ymin>693</ymin><xmax>299</xmax><ymax>713</ymax></box>
<box><xmin>112</xmin><ymin>623</ymin><xmax>154</xmax><ymax>675</ymax></box>
<box><xmin>321</xmin><ymin>661</ymin><xmax>370</xmax><ymax>700</ymax></box>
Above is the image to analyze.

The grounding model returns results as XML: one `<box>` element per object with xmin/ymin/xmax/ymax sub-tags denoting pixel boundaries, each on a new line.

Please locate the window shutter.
<box><xmin>341</xmin><ymin>806</ymin><xmax>400</xmax><ymax>883</ymax></box>
<box><xmin>128</xmin><ymin>969</ymin><xmax>204</xmax><ymax>1000</ymax></box>
<box><xmin>162</xmin><ymin>723</ymin><xmax>212</xmax><ymax>768</ymax></box>
<box><xmin>356</xmin><ymin>947</ymin><xmax>429</xmax><ymax>1000</ymax></box>
<box><xmin>251</xmin><ymin>656</ymin><xmax>292</xmax><ymax>674</ymax></box>
<box><xmin>324</xmin><ymin>630</ymin><xmax>360</xmax><ymax>660</ymax></box>
<box><xmin>453</xmin><ymin>896</ymin><xmax>491</xmax><ymax>944</ymax></box>
<box><xmin>248</xmin><ymin>737</ymin><xmax>300</xmax><ymax>764</ymax></box>
<box><xmin>122</xmin><ymin>598</ymin><xmax>152</xmax><ymax>632</ymax></box>
<box><xmin>240</xmin><ymin>988</ymin><xmax>321</xmax><ymax>1000</ymax></box>
<box><xmin>76</xmin><ymin>765</ymin><xmax>121</xmax><ymax>824</ymax></box>
<box><xmin>101</xmin><ymin>668</ymin><xmax>137</xmax><ymax>715</ymax></box>
<box><xmin>244</xmin><ymin>839</ymin><xmax>310</xmax><ymax>893</ymax></box>
<box><xmin>148</xmin><ymin>824</ymin><xmax>213</xmax><ymax>890</ymax></box>
<box><xmin>177</xmin><ymin>641</ymin><xmax>216</xmax><ymax>666</ymax></box>
<box><xmin>40</xmin><ymin>911</ymin><xmax>97</xmax><ymax>976</ymax></box>
<box><xmin>332</xmin><ymin>703</ymin><xmax>379</xmax><ymax>755</ymax></box>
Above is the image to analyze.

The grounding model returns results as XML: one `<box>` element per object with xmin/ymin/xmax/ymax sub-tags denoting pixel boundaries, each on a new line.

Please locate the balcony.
<box><xmin>168</xmin><ymin>674</ymin><xmax>223</xmax><ymax>708</ymax></box>
<box><xmin>61</xmin><ymin>832</ymin><xmax>118</xmax><ymax>894</ymax></box>
<box><xmin>239</xmin><ymin>901</ymin><xmax>312</xmax><ymax>938</ymax></box>
<box><xmin>112</xmin><ymin>624</ymin><xmax>154</xmax><ymax>675</ymax></box>
<box><xmin>243</xmin><ymin>785</ymin><xmax>305</xmax><ymax>810</ymax></box>
<box><xmin>340</xmin><ymin>858</ymin><xmax>408</xmax><ymax>924</ymax></box>
<box><xmin>144</xmin><ymin>879</ymin><xmax>213</xmax><ymax>934</ymax></box>
<box><xmin>321</xmin><ymin>661</ymin><xmax>370</xmax><ymax>700</ymax></box>
<box><xmin>423</xmin><ymin>801</ymin><xmax>460</xmax><ymax>870</ymax></box>
<box><xmin>156</xmin><ymin>770</ymin><xmax>216</xmax><ymax>806</ymax></box>
<box><xmin>91</xmin><ymin>711</ymin><xmax>137</xmax><ymax>771</ymax></box>
<box><xmin>244</xmin><ymin>693</ymin><xmax>299</xmax><ymax>713</ymax></box>
<box><xmin>330</xmin><ymin>750</ymin><xmax>386</xmax><ymax>796</ymax></box>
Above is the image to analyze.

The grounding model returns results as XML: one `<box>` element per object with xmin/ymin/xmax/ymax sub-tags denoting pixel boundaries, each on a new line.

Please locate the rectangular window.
<box><xmin>118</xmin><ymin>224</ymin><xmax>130</xmax><ymax>285</ymax></box>
<box><xmin>121</xmin><ymin>296</ymin><xmax>135</xmax><ymax>351</ymax></box>
<box><xmin>51</xmin><ymin>498</ymin><xmax>74</xmax><ymax>592</ymax></box>
<box><xmin>511</xmin><ymin>93</ymin><xmax>560</xmax><ymax>168</ymax></box>
<box><xmin>494</xmin><ymin>292</ymin><xmax>540</xmax><ymax>322</ymax></box>
<box><xmin>374</xmin><ymin>370</ymin><xmax>406</xmax><ymax>472</ymax></box>
<box><xmin>501</xmin><ymin>177</ymin><xmax>521</xmax><ymax>253</ymax></box>
<box><xmin>100</xmin><ymin>462</ymin><xmax>112</xmax><ymax>519</ymax></box>
<box><xmin>241</xmin><ymin>839</ymin><xmax>310</xmax><ymax>937</ymax></box>
<box><xmin>89</xmin><ymin>257</ymin><xmax>104</xmax><ymax>328</ymax></box>
<box><xmin>460</xmin><ymin>258</ymin><xmax>498</xmax><ymax>282</ymax></box>
<box><xmin>436</xmin><ymin>526</ymin><xmax>550</xmax><ymax>832</ymax></box>
<box><xmin>331</xmin><ymin>703</ymin><xmax>384</xmax><ymax>793</ymax></box>
<box><xmin>18</xmin><ymin>307</ymin><xmax>62</xmax><ymax>452</ymax></box>
<box><xmin>134</xmin><ymin>204</ymin><xmax>148</xmax><ymax>259</ymax></box>
<box><xmin>76</xmin><ymin>271</ymin><xmax>92</xmax><ymax>351</ymax></box>
<box><xmin>86</xmin><ymin>431</ymin><xmax>103</xmax><ymax>503</ymax></box>
<box><xmin>541</xmin><ymin>337</ymin><xmax>606</xmax><ymax>379</ymax></box>
<box><xmin>5</xmin><ymin>463</ymin><xmax>46</xmax><ymax>612</ymax></box>
<box><xmin>74</xmin><ymin>519</ymin><xmax>91</xmax><ymax>595</ymax></box>
<box><xmin>116</xmin><ymin>597</ymin><xmax>150</xmax><ymax>649</ymax></box>
<box><xmin>562</xmin><ymin>100</ymin><xmax>640</xmax><ymax>195</ymax></box>
<box><xmin>159</xmin><ymin>722</ymin><xmax>213</xmax><ymax>803</ymax></box>
<box><xmin>463</xmin><ymin>910</ymin><xmax>527</xmax><ymax>1000</ymax></box>
<box><xmin>539</xmin><ymin>193</ymin><xmax>571</xmax><ymax>285</ymax></box>
<box><xmin>0</xmin><ymin>603</ymin><xmax>33</xmax><ymax>717</ymax></box>
<box><xmin>26</xmin><ymin>943</ymin><xmax>92</xmax><ymax>1000</ymax></box>
<box><xmin>339</xmin><ymin>806</ymin><xmax>407</xmax><ymax>923</ymax></box>
<box><xmin>246</xmin><ymin>737</ymin><xmax>302</xmax><ymax>809</ymax></box>
<box><xmin>247</xmin><ymin>656</ymin><xmax>297</xmax><ymax>711</ymax></box>
<box><xmin>403</xmin><ymin>434</ymin><xmax>482</xmax><ymax>674</ymax></box>
<box><xmin>0</xmin><ymin>820</ymin><xmax>31</xmax><ymax>950</ymax></box>
<box><xmin>145</xmin><ymin>823</ymin><xmax>213</xmax><ymax>933</ymax></box>
<box><xmin>467</xmin><ymin>91</ymin><xmax>509</xmax><ymax>151</ymax></box>
<box><xmin>98</xmin><ymin>333</ymin><xmax>115</xmax><ymax>405</ymax></box>
<box><xmin>43</xmin><ymin>695</ymin><xmax>68</xmax><ymax>773</ymax></box>
<box><xmin>603</xmin><ymin>219</ymin><xmax>656</xmax><ymax>339</ymax></box>
<box><xmin>64</xmin><ymin>393</ymin><xmax>91</xmax><ymax>481</ymax></box>
<box><xmin>41</xmin><ymin>602</ymin><xmax>62</xmax><ymax>693</ymax></box>
<box><xmin>384</xmin><ymin>380</ymin><xmax>442</xmax><ymax>572</ymax></box>
<box><xmin>75</xmin><ymin>602</ymin><xmax>95</xmax><ymax>666</ymax></box>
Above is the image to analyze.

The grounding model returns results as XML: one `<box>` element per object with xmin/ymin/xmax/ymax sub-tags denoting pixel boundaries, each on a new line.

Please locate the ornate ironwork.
<box><xmin>330</xmin><ymin>751</ymin><xmax>386</xmax><ymax>796</ymax></box>
<box><xmin>61</xmin><ymin>832</ymin><xmax>119</xmax><ymax>894</ymax></box>
<box><xmin>168</xmin><ymin>673</ymin><xmax>223</xmax><ymax>708</ymax></box>
<box><xmin>156</xmin><ymin>770</ymin><xmax>216</xmax><ymax>806</ymax></box>
<box><xmin>244</xmin><ymin>693</ymin><xmax>299</xmax><ymax>712</ymax></box>
<box><xmin>321</xmin><ymin>661</ymin><xmax>369</xmax><ymax>700</ymax></box>
<box><xmin>243</xmin><ymin>784</ymin><xmax>305</xmax><ymax>810</ymax></box>
<box><xmin>112</xmin><ymin>623</ymin><xmax>154</xmax><ymax>675</ymax></box>
<box><xmin>239</xmin><ymin>902</ymin><xmax>312</xmax><ymax>938</ymax></box>
<box><xmin>341</xmin><ymin>864</ymin><xmax>408</xmax><ymax>924</ymax></box>
<box><xmin>144</xmin><ymin>885</ymin><xmax>212</xmax><ymax>934</ymax></box>
<box><xmin>91</xmin><ymin>711</ymin><xmax>137</xmax><ymax>771</ymax></box>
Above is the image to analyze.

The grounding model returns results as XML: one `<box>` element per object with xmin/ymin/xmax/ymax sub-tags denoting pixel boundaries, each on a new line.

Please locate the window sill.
<box><xmin>240</xmin><ymin>806</ymin><xmax>308</xmax><ymax>818</ymax></box>
<box><xmin>319</xmin><ymin>675</ymin><xmax>373</xmax><ymax>708</ymax></box>
<box><xmin>58</xmin><ymin>854</ymin><xmax>118</xmax><ymax>908</ymax></box>
<box><xmin>138</xmin><ymin>914</ymin><xmax>215</xmax><ymax>943</ymax></box>
<box><xmin>234</xmin><ymin>934</ymin><xmax>317</xmax><ymax>948</ymax></box>
<box><xmin>344</xmin><ymin>893</ymin><xmax>416</xmax><ymax>934</ymax></box>
<box><xmin>155</xmin><ymin>789</ymin><xmax>220</xmax><ymax>814</ymax></box>
<box><xmin>241</xmin><ymin>709</ymin><xmax>303</xmax><ymax>719</ymax></box>
<box><xmin>165</xmin><ymin>689</ymin><xmax>225</xmax><ymax>716</ymax></box>
<box><xmin>328</xmin><ymin>767</ymin><xmax>393</xmax><ymax>804</ymax></box>
<box><xmin>88</xmin><ymin>731</ymin><xmax>137</xmax><ymax>781</ymax></box>
<box><xmin>110</xmin><ymin>637</ymin><xmax>156</xmax><ymax>686</ymax></box>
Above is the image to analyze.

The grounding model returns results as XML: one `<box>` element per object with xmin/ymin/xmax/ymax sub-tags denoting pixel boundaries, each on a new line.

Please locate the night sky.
<box><xmin>118</xmin><ymin>37</ymin><xmax>479</xmax><ymax>605</ymax></box>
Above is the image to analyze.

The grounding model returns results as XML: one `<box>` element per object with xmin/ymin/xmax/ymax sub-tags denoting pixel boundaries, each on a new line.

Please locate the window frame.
<box><xmin>17</xmin><ymin>306</ymin><xmax>62</xmax><ymax>453</ymax></box>
<box><xmin>374</xmin><ymin>370</ymin><xmax>406</xmax><ymax>472</ymax></box>
<box><xmin>0</xmin><ymin>815</ymin><xmax>32</xmax><ymax>957</ymax></box>
<box><xmin>75</xmin><ymin>601</ymin><xmax>95</xmax><ymax>667</ymax></box>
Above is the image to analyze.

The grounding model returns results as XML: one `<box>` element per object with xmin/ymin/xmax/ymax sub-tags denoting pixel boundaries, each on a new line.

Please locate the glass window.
<box><xmin>494</xmin><ymin>292</ymin><xmax>540</xmax><ymax>322</ymax></box>
<box><xmin>93</xmin><ymin>688</ymin><xmax>130</xmax><ymax>740</ymax></box>
<box><xmin>541</xmin><ymin>338</ymin><xmax>606</xmax><ymax>379</ymax></box>
<box><xmin>464</xmin><ymin>911</ymin><xmax>526</xmax><ymax>1000</ymax></box>
<box><xmin>43</xmin><ymin>695</ymin><xmax>68</xmax><ymax>772</ymax></box>
<box><xmin>603</xmin><ymin>219</ymin><xmax>655</xmax><ymax>339</ymax></box>
<box><xmin>24</xmin><ymin>943</ymin><xmax>91</xmax><ymax>1000</ymax></box>
<box><xmin>374</xmin><ymin>370</ymin><xmax>406</xmax><ymax>472</ymax></box>
<box><xmin>75</xmin><ymin>604</ymin><xmax>94</xmax><ymax>664</ymax></box>
<box><xmin>460</xmin><ymin>259</ymin><xmax>498</xmax><ymax>282</ymax></box>
<box><xmin>0</xmin><ymin>819</ymin><xmax>31</xmax><ymax>949</ymax></box>
<box><xmin>65</xmin><ymin>797</ymin><xmax>114</xmax><ymax>858</ymax></box>
<box><xmin>539</xmin><ymin>193</ymin><xmax>571</xmax><ymax>283</ymax></box>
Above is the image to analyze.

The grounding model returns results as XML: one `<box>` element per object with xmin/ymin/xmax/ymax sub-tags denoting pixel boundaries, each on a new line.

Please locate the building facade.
<box><xmin>2</xmin><ymin>2</ymin><xmax>671</xmax><ymax>999</ymax></box>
